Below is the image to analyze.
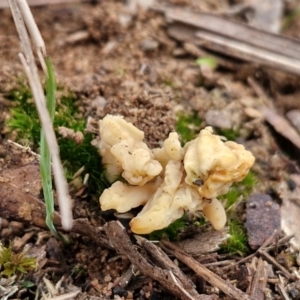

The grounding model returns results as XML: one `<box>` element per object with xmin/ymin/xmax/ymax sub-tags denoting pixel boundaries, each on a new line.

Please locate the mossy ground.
<box><xmin>6</xmin><ymin>83</ymin><xmax>108</xmax><ymax>196</ymax></box>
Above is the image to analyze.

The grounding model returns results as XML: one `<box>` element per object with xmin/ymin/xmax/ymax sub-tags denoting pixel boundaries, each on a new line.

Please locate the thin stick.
<box><xmin>249</xmin><ymin>258</ymin><xmax>267</xmax><ymax>300</ymax></box>
<box><xmin>258</xmin><ymin>250</ymin><xmax>294</xmax><ymax>280</ymax></box>
<box><xmin>8</xmin><ymin>0</ymin><xmax>73</xmax><ymax>230</ymax></box>
<box><xmin>161</xmin><ymin>240</ymin><xmax>255</xmax><ymax>300</ymax></box>
<box><xmin>168</xmin><ymin>271</ymin><xmax>194</xmax><ymax>300</ymax></box>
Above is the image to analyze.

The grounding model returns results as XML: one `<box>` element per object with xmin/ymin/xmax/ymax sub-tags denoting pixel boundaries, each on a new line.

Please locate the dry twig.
<box><xmin>248</xmin><ymin>257</ymin><xmax>268</xmax><ymax>300</ymax></box>
<box><xmin>104</xmin><ymin>221</ymin><xmax>214</xmax><ymax>300</ymax></box>
<box><xmin>258</xmin><ymin>250</ymin><xmax>294</xmax><ymax>280</ymax></box>
<box><xmin>135</xmin><ymin>235</ymin><xmax>200</xmax><ymax>298</ymax></box>
<box><xmin>161</xmin><ymin>240</ymin><xmax>255</xmax><ymax>300</ymax></box>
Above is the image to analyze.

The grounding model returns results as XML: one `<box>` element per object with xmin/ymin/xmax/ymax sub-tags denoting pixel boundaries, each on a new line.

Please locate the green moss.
<box><xmin>222</xmin><ymin>189</ymin><xmax>240</xmax><ymax>210</ymax></box>
<box><xmin>6</xmin><ymin>84</ymin><xmax>108</xmax><ymax>195</ymax></box>
<box><xmin>196</xmin><ymin>56</ymin><xmax>218</xmax><ymax>70</ymax></box>
<box><xmin>176</xmin><ymin>111</ymin><xmax>202</xmax><ymax>145</ymax></box>
<box><xmin>220</xmin><ymin>171</ymin><xmax>257</xmax><ymax>210</ymax></box>
<box><xmin>58</xmin><ymin>134</ymin><xmax>109</xmax><ymax>194</ymax></box>
<box><xmin>220</xmin><ymin>220</ymin><xmax>249</xmax><ymax>255</ymax></box>
<box><xmin>8</xmin><ymin>86</ymin><xmax>40</xmax><ymax>144</ymax></box>
<box><xmin>218</xmin><ymin>172</ymin><xmax>257</xmax><ymax>254</ymax></box>
<box><xmin>215</xmin><ymin>128</ymin><xmax>240</xmax><ymax>141</ymax></box>
<box><xmin>241</xmin><ymin>171</ymin><xmax>257</xmax><ymax>193</ymax></box>
<box><xmin>163</xmin><ymin>79</ymin><xmax>174</xmax><ymax>88</ymax></box>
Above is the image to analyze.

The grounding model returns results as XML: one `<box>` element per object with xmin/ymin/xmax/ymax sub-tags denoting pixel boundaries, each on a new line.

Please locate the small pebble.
<box><xmin>140</xmin><ymin>39</ymin><xmax>159</xmax><ymax>52</ymax></box>
<box><xmin>0</xmin><ymin>145</ymin><xmax>6</xmax><ymax>158</ymax></box>
<box><xmin>286</xmin><ymin>109</ymin><xmax>300</xmax><ymax>131</ymax></box>
<box><xmin>10</xmin><ymin>221</ymin><xmax>24</xmax><ymax>233</ymax></box>
<box><xmin>245</xmin><ymin>193</ymin><xmax>280</xmax><ymax>249</ymax></box>
<box><xmin>104</xmin><ymin>275</ymin><xmax>112</xmax><ymax>283</ymax></box>
<box><xmin>244</xmin><ymin>107</ymin><xmax>263</xmax><ymax>119</ymax></box>
<box><xmin>113</xmin><ymin>285</ymin><xmax>128</xmax><ymax>297</ymax></box>
<box><xmin>1</xmin><ymin>227</ymin><xmax>13</xmax><ymax>238</ymax></box>
<box><xmin>172</xmin><ymin>48</ymin><xmax>187</xmax><ymax>57</ymax></box>
<box><xmin>0</xmin><ymin>218</ymin><xmax>9</xmax><ymax>229</ymax></box>
<box><xmin>205</xmin><ymin>110</ymin><xmax>232</xmax><ymax>129</ymax></box>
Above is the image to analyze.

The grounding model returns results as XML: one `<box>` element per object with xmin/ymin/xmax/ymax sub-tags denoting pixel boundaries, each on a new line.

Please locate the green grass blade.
<box><xmin>40</xmin><ymin>58</ymin><xmax>57</xmax><ymax>237</ymax></box>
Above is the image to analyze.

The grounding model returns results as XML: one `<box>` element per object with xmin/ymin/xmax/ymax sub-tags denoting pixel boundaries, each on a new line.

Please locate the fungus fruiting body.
<box><xmin>99</xmin><ymin>115</ymin><xmax>255</xmax><ymax>234</ymax></box>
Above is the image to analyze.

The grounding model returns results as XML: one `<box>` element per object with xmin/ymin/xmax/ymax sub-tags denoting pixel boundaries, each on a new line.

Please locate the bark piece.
<box><xmin>0</xmin><ymin>180</ymin><xmax>111</xmax><ymax>248</ymax></box>
<box><xmin>104</xmin><ymin>221</ymin><xmax>214</xmax><ymax>300</ymax></box>
<box><xmin>116</xmin><ymin>264</ymin><xmax>138</xmax><ymax>289</ymax></box>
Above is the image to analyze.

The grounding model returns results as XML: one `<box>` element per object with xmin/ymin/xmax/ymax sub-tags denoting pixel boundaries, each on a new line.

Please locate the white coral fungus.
<box><xmin>99</xmin><ymin>116</ymin><xmax>255</xmax><ymax>234</ymax></box>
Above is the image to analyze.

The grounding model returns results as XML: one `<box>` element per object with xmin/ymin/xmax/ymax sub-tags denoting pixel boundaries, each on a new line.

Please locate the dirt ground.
<box><xmin>1</xmin><ymin>0</ymin><xmax>300</xmax><ymax>299</ymax></box>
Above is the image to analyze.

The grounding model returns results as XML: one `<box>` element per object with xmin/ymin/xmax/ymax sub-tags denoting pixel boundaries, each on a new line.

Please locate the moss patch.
<box><xmin>220</xmin><ymin>171</ymin><xmax>257</xmax><ymax>210</ymax></box>
<box><xmin>220</xmin><ymin>219</ymin><xmax>249</xmax><ymax>254</ymax></box>
<box><xmin>176</xmin><ymin>111</ymin><xmax>202</xmax><ymax>145</ymax></box>
<box><xmin>218</xmin><ymin>171</ymin><xmax>257</xmax><ymax>254</ymax></box>
<box><xmin>215</xmin><ymin>128</ymin><xmax>240</xmax><ymax>141</ymax></box>
<box><xmin>6</xmin><ymin>83</ymin><xmax>108</xmax><ymax>195</ymax></box>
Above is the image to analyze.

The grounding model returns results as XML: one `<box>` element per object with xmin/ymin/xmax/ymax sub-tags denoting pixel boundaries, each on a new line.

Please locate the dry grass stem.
<box><xmin>16</xmin><ymin>0</ymin><xmax>46</xmax><ymax>55</ymax></box>
<box><xmin>8</xmin><ymin>0</ymin><xmax>73</xmax><ymax>230</ymax></box>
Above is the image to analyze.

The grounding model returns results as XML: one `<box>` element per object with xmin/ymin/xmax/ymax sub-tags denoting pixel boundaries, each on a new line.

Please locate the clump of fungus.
<box><xmin>99</xmin><ymin>115</ymin><xmax>255</xmax><ymax>234</ymax></box>
<box><xmin>99</xmin><ymin>115</ymin><xmax>162</xmax><ymax>185</ymax></box>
